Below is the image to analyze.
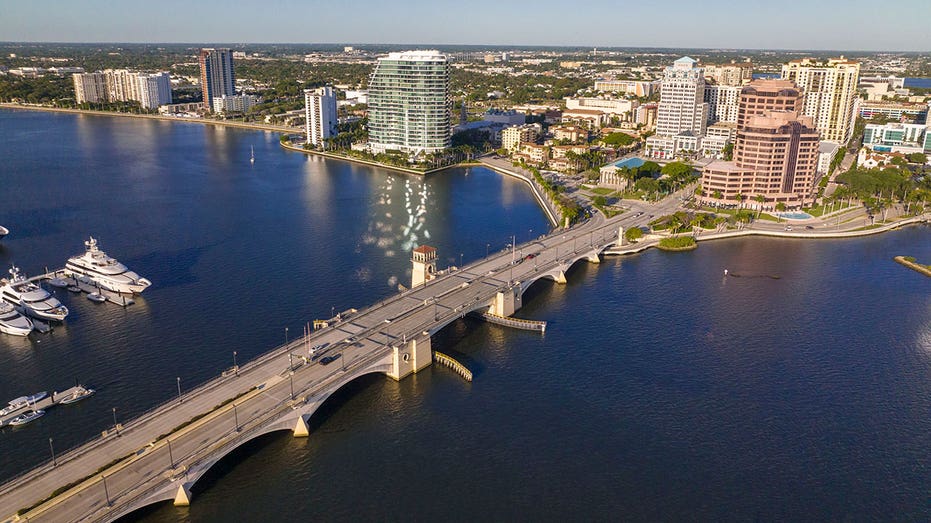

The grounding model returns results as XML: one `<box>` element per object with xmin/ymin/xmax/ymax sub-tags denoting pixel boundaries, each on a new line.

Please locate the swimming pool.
<box><xmin>610</xmin><ymin>157</ymin><xmax>645</xmax><ymax>169</ymax></box>
<box><xmin>776</xmin><ymin>211</ymin><xmax>814</xmax><ymax>220</ymax></box>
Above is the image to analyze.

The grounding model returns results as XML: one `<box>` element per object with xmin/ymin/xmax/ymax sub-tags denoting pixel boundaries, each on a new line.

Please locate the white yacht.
<box><xmin>8</xmin><ymin>409</ymin><xmax>44</xmax><ymax>426</ymax></box>
<box><xmin>0</xmin><ymin>302</ymin><xmax>33</xmax><ymax>337</ymax></box>
<box><xmin>0</xmin><ymin>266</ymin><xmax>69</xmax><ymax>322</ymax></box>
<box><xmin>64</xmin><ymin>237</ymin><xmax>151</xmax><ymax>294</ymax></box>
<box><xmin>0</xmin><ymin>225</ymin><xmax>8</xmax><ymax>240</ymax></box>
<box><xmin>0</xmin><ymin>392</ymin><xmax>47</xmax><ymax>416</ymax></box>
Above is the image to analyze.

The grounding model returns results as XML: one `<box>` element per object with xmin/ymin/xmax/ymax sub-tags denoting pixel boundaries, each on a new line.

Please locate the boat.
<box><xmin>0</xmin><ymin>392</ymin><xmax>47</xmax><ymax>416</ymax></box>
<box><xmin>0</xmin><ymin>302</ymin><xmax>34</xmax><ymax>337</ymax></box>
<box><xmin>87</xmin><ymin>292</ymin><xmax>106</xmax><ymax>303</ymax></box>
<box><xmin>0</xmin><ymin>225</ymin><xmax>8</xmax><ymax>240</ymax></box>
<box><xmin>47</xmin><ymin>277</ymin><xmax>70</xmax><ymax>288</ymax></box>
<box><xmin>250</xmin><ymin>145</ymin><xmax>255</xmax><ymax>164</ymax></box>
<box><xmin>8</xmin><ymin>409</ymin><xmax>45</xmax><ymax>426</ymax></box>
<box><xmin>58</xmin><ymin>386</ymin><xmax>95</xmax><ymax>405</ymax></box>
<box><xmin>67</xmin><ymin>285</ymin><xmax>82</xmax><ymax>293</ymax></box>
<box><xmin>64</xmin><ymin>237</ymin><xmax>151</xmax><ymax>294</ymax></box>
<box><xmin>0</xmin><ymin>266</ymin><xmax>69</xmax><ymax>322</ymax></box>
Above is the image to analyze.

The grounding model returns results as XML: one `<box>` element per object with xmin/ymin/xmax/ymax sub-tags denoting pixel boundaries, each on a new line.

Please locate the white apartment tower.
<box><xmin>782</xmin><ymin>57</ymin><xmax>860</xmax><ymax>144</ymax></box>
<box><xmin>646</xmin><ymin>57</ymin><xmax>714</xmax><ymax>158</ymax></box>
<box><xmin>367</xmin><ymin>50</ymin><xmax>451</xmax><ymax>154</ymax></box>
<box><xmin>655</xmin><ymin>57</ymin><xmax>708</xmax><ymax>136</ymax></box>
<box><xmin>136</xmin><ymin>72</ymin><xmax>172</xmax><ymax>110</ymax></box>
<box><xmin>704</xmin><ymin>84</ymin><xmax>742</xmax><ymax>124</ymax></box>
<box><xmin>73</xmin><ymin>72</ymin><xmax>108</xmax><ymax>104</ymax></box>
<box><xmin>304</xmin><ymin>87</ymin><xmax>338</xmax><ymax>147</ymax></box>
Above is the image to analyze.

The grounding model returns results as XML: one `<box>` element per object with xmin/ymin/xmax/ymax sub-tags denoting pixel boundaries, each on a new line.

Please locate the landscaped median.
<box><xmin>894</xmin><ymin>256</ymin><xmax>931</xmax><ymax>277</ymax></box>
<box><xmin>657</xmin><ymin>236</ymin><xmax>698</xmax><ymax>251</ymax></box>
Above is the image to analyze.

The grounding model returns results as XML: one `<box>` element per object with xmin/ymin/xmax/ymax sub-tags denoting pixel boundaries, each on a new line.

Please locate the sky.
<box><xmin>1</xmin><ymin>0</ymin><xmax>929</xmax><ymax>51</ymax></box>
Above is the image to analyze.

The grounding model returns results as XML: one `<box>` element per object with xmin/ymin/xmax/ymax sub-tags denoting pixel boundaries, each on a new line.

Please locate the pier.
<box><xmin>0</xmin><ymin>386</ymin><xmax>93</xmax><ymax>428</ymax></box>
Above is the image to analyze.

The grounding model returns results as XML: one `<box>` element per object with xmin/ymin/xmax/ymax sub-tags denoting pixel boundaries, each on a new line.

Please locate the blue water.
<box><xmin>609</xmin><ymin>157</ymin><xmax>645</xmax><ymax>169</ymax></box>
<box><xmin>777</xmin><ymin>211</ymin><xmax>815</xmax><ymax>220</ymax></box>
<box><xmin>905</xmin><ymin>77</ymin><xmax>931</xmax><ymax>89</ymax></box>
<box><xmin>2</xmin><ymin>109</ymin><xmax>931</xmax><ymax>521</ymax></box>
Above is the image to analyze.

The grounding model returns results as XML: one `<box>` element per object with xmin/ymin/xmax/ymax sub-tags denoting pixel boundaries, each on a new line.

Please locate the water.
<box><xmin>776</xmin><ymin>211</ymin><xmax>815</xmax><ymax>220</ymax></box>
<box><xmin>608</xmin><ymin>157</ymin><xmax>645</xmax><ymax>169</ymax></box>
<box><xmin>904</xmin><ymin>77</ymin><xmax>931</xmax><ymax>89</ymax></box>
<box><xmin>2</xmin><ymin>109</ymin><xmax>931</xmax><ymax>521</ymax></box>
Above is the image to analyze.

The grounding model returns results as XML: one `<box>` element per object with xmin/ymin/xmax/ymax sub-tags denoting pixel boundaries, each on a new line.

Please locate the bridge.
<box><xmin>0</xmin><ymin>202</ymin><xmax>674</xmax><ymax>523</ymax></box>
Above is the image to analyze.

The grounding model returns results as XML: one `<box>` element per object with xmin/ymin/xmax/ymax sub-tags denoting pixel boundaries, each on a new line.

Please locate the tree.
<box><xmin>754</xmin><ymin>194</ymin><xmax>766</xmax><ymax>218</ymax></box>
<box><xmin>712</xmin><ymin>190</ymin><xmax>723</xmax><ymax>200</ymax></box>
<box><xmin>660</xmin><ymin>161</ymin><xmax>695</xmax><ymax>191</ymax></box>
<box><xmin>722</xmin><ymin>142</ymin><xmax>734</xmax><ymax>161</ymax></box>
<box><xmin>906</xmin><ymin>152</ymin><xmax>928</xmax><ymax>164</ymax></box>
<box><xmin>624</xmin><ymin>227</ymin><xmax>644</xmax><ymax>242</ymax></box>
<box><xmin>735</xmin><ymin>193</ymin><xmax>745</xmax><ymax>209</ymax></box>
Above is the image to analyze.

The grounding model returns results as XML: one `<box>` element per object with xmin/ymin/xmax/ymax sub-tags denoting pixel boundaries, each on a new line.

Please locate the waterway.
<box><xmin>2</xmin><ymin>109</ymin><xmax>931</xmax><ymax>521</ymax></box>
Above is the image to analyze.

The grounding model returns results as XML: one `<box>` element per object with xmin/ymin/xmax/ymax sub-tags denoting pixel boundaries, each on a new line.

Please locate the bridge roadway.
<box><xmin>0</xmin><ymin>199</ymin><xmax>677</xmax><ymax>523</ymax></box>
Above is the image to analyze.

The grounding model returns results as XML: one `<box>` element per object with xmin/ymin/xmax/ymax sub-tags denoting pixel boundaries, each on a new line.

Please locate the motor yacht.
<box><xmin>0</xmin><ymin>266</ymin><xmax>69</xmax><ymax>322</ymax></box>
<box><xmin>0</xmin><ymin>302</ymin><xmax>33</xmax><ymax>337</ymax></box>
<box><xmin>0</xmin><ymin>225</ymin><xmax>8</xmax><ymax>240</ymax></box>
<box><xmin>0</xmin><ymin>392</ymin><xmax>47</xmax><ymax>416</ymax></box>
<box><xmin>8</xmin><ymin>409</ymin><xmax>44</xmax><ymax>426</ymax></box>
<box><xmin>64</xmin><ymin>237</ymin><xmax>151</xmax><ymax>294</ymax></box>
<box><xmin>58</xmin><ymin>386</ymin><xmax>95</xmax><ymax>405</ymax></box>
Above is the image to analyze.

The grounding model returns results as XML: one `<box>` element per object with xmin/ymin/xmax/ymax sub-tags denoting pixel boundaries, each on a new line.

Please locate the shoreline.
<box><xmin>0</xmin><ymin>103</ymin><xmax>294</xmax><ymax>134</ymax></box>
<box><xmin>894</xmin><ymin>256</ymin><xmax>931</xmax><ymax>277</ymax></box>
<box><xmin>278</xmin><ymin>141</ymin><xmax>457</xmax><ymax>176</ymax></box>
<box><xmin>606</xmin><ymin>214</ymin><xmax>930</xmax><ymax>257</ymax></box>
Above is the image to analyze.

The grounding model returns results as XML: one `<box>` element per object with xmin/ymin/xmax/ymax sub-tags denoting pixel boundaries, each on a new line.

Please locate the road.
<box><xmin>1</xmin><ymin>206</ymin><xmax>664</xmax><ymax>523</ymax></box>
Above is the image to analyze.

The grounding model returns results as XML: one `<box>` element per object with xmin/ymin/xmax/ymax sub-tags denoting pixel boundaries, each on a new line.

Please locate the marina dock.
<box><xmin>0</xmin><ymin>386</ymin><xmax>94</xmax><ymax>428</ymax></box>
<box><xmin>32</xmin><ymin>270</ymin><xmax>135</xmax><ymax>307</ymax></box>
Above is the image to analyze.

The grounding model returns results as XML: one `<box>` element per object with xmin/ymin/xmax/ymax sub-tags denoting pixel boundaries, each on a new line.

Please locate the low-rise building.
<box><xmin>550</xmin><ymin>125</ymin><xmax>589</xmax><ymax>143</ymax></box>
<box><xmin>817</xmin><ymin>141</ymin><xmax>842</xmax><ymax>175</ymax></box>
<box><xmin>859</xmin><ymin>101</ymin><xmax>929</xmax><ymax>124</ymax></box>
<box><xmin>515</xmin><ymin>143</ymin><xmax>550</xmax><ymax>165</ymax></box>
<box><xmin>213</xmin><ymin>93</ymin><xmax>258</xmax><ymax>114</ymax></box>
<box><xmin>158</xmin><ymin>102</ymin><xmax>205</xmax><ymax>115</ymax></box>
<box><xmin>862</xmin><ymin>122</ymin><xmax>931</xmax><ymax>154</ymax></box>
<box><xmin>501</xmin><ymin>123</ymin><xmax>542</xmax><ymax>152</ymax></box>
<box><xmin>564</xmin><ymin>97</ymin><xmax>638</xmax><ymax>118</ymax></box>
<box><xmin>561</xmin><ymin>108</ymin><xmax>608</xmax><ymax>128</ymax></box>
<box><xmin>593</xmin><ymin>79</ymin><xmax>659</xmax><ymax>97</ymax></box>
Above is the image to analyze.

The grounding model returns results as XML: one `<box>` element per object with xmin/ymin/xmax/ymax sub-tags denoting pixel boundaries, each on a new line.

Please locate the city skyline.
<box><xmin>2</xmin><ymin>0</ymin><xmax>929</xmax><ymax>52</ymax></box>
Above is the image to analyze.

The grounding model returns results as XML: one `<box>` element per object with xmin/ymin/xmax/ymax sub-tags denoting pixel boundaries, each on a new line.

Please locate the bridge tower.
<box><xmin>411</xmin><ymin>245</ymin><xmax>437</xmax><ymax>288</ymax></box>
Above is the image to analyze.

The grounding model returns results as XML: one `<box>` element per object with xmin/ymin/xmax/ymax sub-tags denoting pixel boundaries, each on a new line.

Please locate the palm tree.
<box><xmin>754</xmin><ymin>194</ymin><xmax>766</xmax><ymax>219</ymax></box>
<box><xmin>735</xmin><ymin>193</ymin><xmax>745</xmax><ymax>210</ymax></box>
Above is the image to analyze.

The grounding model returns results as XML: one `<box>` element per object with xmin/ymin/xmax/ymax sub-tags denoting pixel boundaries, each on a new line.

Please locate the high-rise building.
<box><xmin>645</xmin><ymin>57</ymin><xmax>710</xmax><ymax>158</ymax></box>
<box><xmin>304</xmin><ymin>87</ymin><xmax>338</xmax><ymax>147</ymax></box>
<box><xmin>703</xmin><ymin>61</ymin><xmax>753</xmax><ymax>87</ymax></box>
<box><xmin>73</xmin><ymin>72</ymin><xmax>108</xmax><ymax>104</ymax></box>
<box><xmin>700</xmin><ymin>79</ymin><xmax>820</xmax><ymax>208</ymax></box>
<box><xmin>199</xmin><ymin>48</ymin><xmax>236</xmax><ymax>113</ymax></box>
<box><xmin>136</xmin><ymin>72</ymin><xmax>172</xmax><ymax>110</ymax></box>
<box><xmin>782</xmin><ymin>57</ymin><xmax>860</xmax><ymax>144</ymax></box>
<box><xmin>104</xmin><ymin>69</ymin><xmax>140</xmax><ymax>103</ymax></box>
<box><xmin>735</xmin><ymin>79</ymin><xmax>804</xmax><ymax>129</ymax></box>
<box><xmin>367</xmin><ymin>50</ymin><xmax>451</xmax><ymax>154</ymax></box>
<box><xmin>704</xmin><ymin>84</ymin><xmax>742</xmax><ymax>124</ymax></box>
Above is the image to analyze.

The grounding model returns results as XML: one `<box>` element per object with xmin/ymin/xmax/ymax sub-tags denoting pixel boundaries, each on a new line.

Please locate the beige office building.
<box><xmin>782</xmin><ymin>57</ymin><xmax>860</xmax><ymax>144</ymax></box>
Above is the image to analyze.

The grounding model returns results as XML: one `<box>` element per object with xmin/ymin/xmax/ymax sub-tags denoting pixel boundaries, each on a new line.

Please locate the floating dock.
<box><xmin>35</xmin><ymin>271</ymin><xmax>135</xmax><ymax>307</ymax></box>
<box><xmin>0</xmin><ymin>386</ymin><xmax>93</xmax><ymax>427</ymax></box>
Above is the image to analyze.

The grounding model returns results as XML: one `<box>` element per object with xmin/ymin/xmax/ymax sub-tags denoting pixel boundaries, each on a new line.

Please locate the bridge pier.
<box><xmin>490</xmin><ymin>286</ymin><xmax>522</xmax><ymax>316</ymax></box>
<box><xmin>293</xmin><ymin>415</ymin><xmax>310</xmax><ymax>437</ymax></box>
<box><xmin>173</xmin><ymin>483</ymin><xmax>193</xmax><ymax>506</ymax></box>
<box><xmin>387</xmin><ymin>332</ymin><xmax>432</xmax><ymax>381</ymax></box>
<box><xmin>586</xmin><ymin>251</ymin><xmax>601</xmax><ymax>264</ymax></box>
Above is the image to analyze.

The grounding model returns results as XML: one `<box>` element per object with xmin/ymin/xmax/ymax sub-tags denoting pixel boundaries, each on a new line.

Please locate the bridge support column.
<box><xmin>552</xmin><ymin>270</ymin><xmax>567</xmax><ymax>284</ymax></box>
<box><xmin>174</xmin><ymin>483</ymin><xmax>193</xmax><ymax>506</ymax></box>
<box><xmin>586</xmin><ymin>251</ymin><xmax>601</xmax><ymax>264</ymax></box>
<box><xmin>387</xmin><ymin>332</ymin><xmax>432</xmax><ymax>381</ymax></box>
<box><xmin>619</xmin><ymin>226</ymin><xmax>624</xmax><ymax>245</ymax></box>
<box><xmin>293</xmin><ymin>415</ymin><xmax>310</xmax><ymax>437</ymax></box>
<box><xmin>491</xmin><ymin>286</ymin><xmax>522</xmax><ymax>316</ymax></box>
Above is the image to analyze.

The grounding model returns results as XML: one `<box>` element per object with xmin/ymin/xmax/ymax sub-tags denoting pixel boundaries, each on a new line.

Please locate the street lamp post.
<box><xmin>49</xmin><ymin>437</ymin><xmax>56</xmax><ymax>466</ymax></box>
<box><xmin>233</xmin><ymin>351</ymin><xmax>238</xmax><ymax>376</ymax></box>
<box><xmin>284</xmin><ymin>327</ymin><xmax>289</xmax><ymax>347</ymax></box>
<box><xmin>460</xmin><ymin>253</ymin><xmax>463</xmax><ymax>269</ymax></box>
<box><xmin>176</xmin><ymin>377</ymin><xmax>182</xmax><ymax>404</ymax></box>
<box><xmin>102</xmin><ymin>475</ymin><xmax>111</xmax><ymax>506</ymax></box>
<box><xmin>112</xmin><ymin>407</ymin><xmax>119</xmax><ymax>437</ymax></box>
<box><xmin>486</xmin><ymin>243</ymin><xmax>490</xmax><ymax>258</ymax></box>
<box><xmin>289</xmin><ymin>371</ymin><xmax>294</xmax><ymax>400</ymax></box>
<box><xmin>167</xmin><ymin>439</ymin><xmax>174</xmax><ymax>469</ymax></box>
<box><xmin>234</xmin><ymin>403</ymin><xmax>240</xmax><ymax>432</ymax></box>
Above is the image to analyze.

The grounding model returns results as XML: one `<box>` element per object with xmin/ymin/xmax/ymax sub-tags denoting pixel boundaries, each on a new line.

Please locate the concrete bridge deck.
<box><xmin>0</xmin><ymin>205</ymin><xmax>668</xmax><ymax>523</ymax></box>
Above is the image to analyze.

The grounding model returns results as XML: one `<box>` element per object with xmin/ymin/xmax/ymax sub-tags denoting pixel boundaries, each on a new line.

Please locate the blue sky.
<box><xmin>2</xmin><ymin>0</ymin><xmax>929</xmax><ymax>51</ymax></box>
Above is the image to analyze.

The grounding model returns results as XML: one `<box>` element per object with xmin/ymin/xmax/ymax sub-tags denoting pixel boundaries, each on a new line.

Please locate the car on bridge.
<box><xmin>319</xmin><ymin>355</ymin><xmax>340</xmax><ymax>365</ymax></box>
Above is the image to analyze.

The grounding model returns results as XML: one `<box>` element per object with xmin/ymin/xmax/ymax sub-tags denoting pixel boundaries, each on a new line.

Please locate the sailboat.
<box><xmin>250</xmin><ymin>145</ymin><xmax>255</xmax><ymax>164</ymax></box>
